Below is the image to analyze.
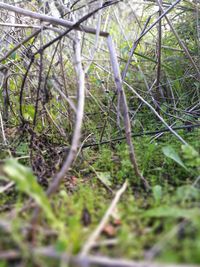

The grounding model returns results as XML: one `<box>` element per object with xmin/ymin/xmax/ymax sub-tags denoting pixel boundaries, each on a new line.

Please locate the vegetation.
<box><xmin>0</xmin><ymin>0</ymin><xmax>199</xmax><ymax>266</ymax></box>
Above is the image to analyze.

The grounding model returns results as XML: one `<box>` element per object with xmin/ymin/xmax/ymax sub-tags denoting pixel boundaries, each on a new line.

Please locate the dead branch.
<box><xmin>0</xmin><ymin>2</ymin><xmax>109</xmax><ymax>37</ymax></box>
<box><xmin>107</xmin><ymin>36</ymin><xmax>150</xmax><ymax>189</ymax></box>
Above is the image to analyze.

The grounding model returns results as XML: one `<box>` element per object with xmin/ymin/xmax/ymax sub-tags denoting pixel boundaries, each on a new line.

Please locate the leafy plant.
<box><xmin>162</xmin><ymin>146</ymin><xmax>187</xmax><ymax>170</ymax></box>
<box><xmin>163</xmin><ymin>145</ymin><xmax>200</xmax><ymax>175</ymax></box>
<box><xmin>181</xmin><ymin>145</ymin><xmax>200</xmax><ymax>170</ymax></box>
<box><xmin>2</xmin><ymin>159</ymin><xmax>61</xmax><ymax>229</ymax></box>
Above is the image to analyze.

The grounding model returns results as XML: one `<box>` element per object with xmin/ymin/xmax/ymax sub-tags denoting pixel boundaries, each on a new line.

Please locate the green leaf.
<box><xmin>144</xmin><ymin>206</ymin><xmax>200</xmax><ymax>220</ymax></box>
<box><xmin>95</xmin><ymin>78</ymin><xmax>103</xmax><ymax>86</ymax></box>
<box><xmin>152</xmin><ymin>185</ymin><xmax>162</xmax><ymax>204</ymax></box>
<box><xmin>2</xmin><ymin>159</ymin><xmax>57</xmax><ymax>224</ymax></box>
<box><xmin>96</xmin><ymin>172</ymin><xmax>112</xmax><ymax>187</ymax></box>
<box><xmin>10</xmin><ymin>52</ymin><xmax>16</xmax><ymax>60</ymax></box>
<box><xmin>16</xmin><ymin>142</ymin><xmax>29</xmax><ymax>155</ymax></box>
<box><xmin>23</xmin><ymin>104</ymin><xmax>35</xmax><ymax>121</ymax></box>
<box><xmin>162</xmin><ymin>146</ymin><xmax>187</xmax><ymax>170</ymax></box>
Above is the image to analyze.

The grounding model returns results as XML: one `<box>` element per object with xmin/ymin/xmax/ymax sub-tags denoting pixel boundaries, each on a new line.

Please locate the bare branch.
<box><xmin>0</xmin><ymin>2</ymin><xmax>109</xmax><ymax>37</ymax></box>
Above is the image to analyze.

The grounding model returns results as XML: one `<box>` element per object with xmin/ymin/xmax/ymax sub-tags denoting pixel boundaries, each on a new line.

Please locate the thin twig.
<box><xmin>80</xmin><ymin>180</ymin><xmax>128</xmax><ymax>256</ymax></box>
<box><xmin>124</xmin><ymin>81</ymin><xmax>188</xmax><ymax>145</ymax></box>
<box><xmin>82</xmin><ymin>123</ymin><xmax>200</xmax><ymax>148</ymax></box>
<box><xmin>156</xmin><ymin>0</ymin><xmax>200</xmax><ymax>80</ymax></box>
<box><xmin>0</xmin><ymin>111</ymin><xmax>7</xmax><ymax>145</ymax></box>
<box><xmin>0</xmin><ymin>182</ymin><xmax>14</xmax><ymax>194</ymax></box>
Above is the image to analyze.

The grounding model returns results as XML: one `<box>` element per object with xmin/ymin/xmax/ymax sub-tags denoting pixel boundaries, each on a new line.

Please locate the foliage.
<box><xmin>0</xmin><ymin>0</ymin><xmax>200</xmax><ymax>266</ymax></box>
<box><xmin>2</xmin><ymin>159</ymin><xmax>63</xmax><ymax>229</ymax></box>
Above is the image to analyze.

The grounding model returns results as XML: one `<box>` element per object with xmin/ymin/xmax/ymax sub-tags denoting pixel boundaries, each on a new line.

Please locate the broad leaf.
<box><xmin>162</xmin><ymin>146</ymin><xmax>187</xmax><ymax>170</ymax></box>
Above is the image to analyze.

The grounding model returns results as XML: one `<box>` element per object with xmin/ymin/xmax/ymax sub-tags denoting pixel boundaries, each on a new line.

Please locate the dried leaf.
<box><xmin>103</xmin><ymin>223</ymin><xmax>117</xmax><ymax>237</ymax></box>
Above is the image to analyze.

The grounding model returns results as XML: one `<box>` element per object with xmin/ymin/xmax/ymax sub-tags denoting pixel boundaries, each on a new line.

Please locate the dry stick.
<box><xmin>102</xmin><ymin>3</ymin><xmax>191</xmax><ymax>148</ymax></box>
<box><xmin>2</xmin><ymin>68</ymin><xmax>10</xmax><ymax>122</ymax></box>
<box><xmin>32</xmin><ymin>4</ymin><xmax>116</xmax><ymax>56</ymax></box>
<box><xmin>1</xmin><ymin>248</ymin><xmax>200</xmax><ymax>267</ymax></box>
<box><xmin>132</xmin><ymin>0</ymin><xmax>182</xmax><ymax>44</ymax></box>
<box><xmin>0</xmin><ymin>111</ymin><xmax>7</xmax><ymax>145</ymax></box>
<box><xmin>98</xmin><ymin>16</ymin><xmax>151</xmax><ymax>141</ymax></box>
<box><xmin>84</xmin><ymin>0</ymin><xmax>103</xmax><ymax>74</ymax></box>
<box><xmin>0</xmin><ymin>2</ymin><xmax>109</xmax><ymax>37</ymax></box>
<box><xmin>196</xmin><ymin>0</ymin><xmax>200</xmax><ymax>54</ymax></box>
<box><xmin>121</xmin><ymin>16</ymin><xmax>152</xmax><ymax>81</ymax></box>
<box><xmin>145</xmin><ymin>0</ymin><xmax>194</xmax><ymax>11</ymax></box>
<box><xmin>80</xmin><ymin>180</ymin><xmax>128</xmax><ymax>256</ymax></box>
<box><xmin>0</xmin><ymin>0</ymin><xmax>181</xmax><ymax>69</ymax></box>
<box><xmin>115</xmin><ymin>16</ymin><xmax>151</xmax><ymax>128</ymax></box>
<box><xmin>0</xmin><ymin>0</ymin><xmax>182</xmax><ymax>54</ymax></box>
<box><xmin>46</xmin><ymin>35</ymin><xmax>85</xmax><ymax>196</ymax></box>
<box><xmin>107</xmin><ymin>36</ymin><xmax>150</xmax><ymax>190</ymax></box>
<box><xmin>0</xmin><ymin>26</ymin><xmax>66</xmax><ymax>65</ymax></box>
<box><xmin>89</xmin><ymin>164</ymin><xmax>113</xmax><ymax>194</ymax></box>
<box><xmin>119</xmin><ymin>15</ymin><xmax>159</xmax><ymax>109</ymax></box>
<box><xmin>125</xmin><ymin>81</ymin><xmax>188</xmax><ymax>145</ymax></box>
<box><xmin>0</xmin><ymin>22</ymin><xmax>42</xmax><ymax>28</ymax></box>
<box><xmin>41</xmin><ymin>2</ymin><xmax>113</xmax><ymax>197</ymax></box>
<box><xmin>31</xmin><ymin>35</ymin><xmax>85</xmax><ymax>224</ymax></box>
<box><xmin>32</xmin><ymin>34</ymin><xmax>44</xmax><ymax>130</ymax></box>
<box><xmin>156</xmin><ymin>0</ymin><xmax>200</xmax><ymax>80</ymax></box>
<box><xmin>74</xmin><ymin>133</ymin><xmax>93</xmax><ymax>163</ymax></box>
<box><xmin>42</xmin><ymin>41</ymin><xmax>62</xmax><ymax>105</ymax></box>
<box><xmin>58</xmin><ymin>42</ymin><xmax>73</xmax><ymax>127</ymax></box>
<box><xmin>112</xmin><ymin>3</ymin><xmax>189</xmax><ymax>138</ymax></box>
<box><xmin>155</xmin><ymin>0</ymin><xmax>162</xmax><ymax>110</ymax></box>
<box><xmin>73</xmin><ymin>254</ymin><xmax>200</xmax><ymax>267</ymax></box>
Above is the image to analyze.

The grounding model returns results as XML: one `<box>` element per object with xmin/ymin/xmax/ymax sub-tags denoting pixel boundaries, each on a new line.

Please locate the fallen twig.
<box><xmin>80</xmin><ymin>180</ymin><xmax>128</xmax><ymax>256</ymax></box>
<box><xmin>0</xmin><ymin>247</ymin><xmax>200</xmax><ymax>267</ymax></box>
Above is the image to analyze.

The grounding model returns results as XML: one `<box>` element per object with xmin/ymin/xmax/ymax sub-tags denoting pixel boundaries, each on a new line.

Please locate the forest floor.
<box><xmin>0</xmin><ymin>123</ymin><xmax>200</xmax><ymax>267</ymax></box>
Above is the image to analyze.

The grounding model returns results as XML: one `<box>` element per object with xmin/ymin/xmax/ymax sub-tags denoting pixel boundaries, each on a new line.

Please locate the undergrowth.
<box><xmin>0</xmin><ymin>126</ymin><xmax>199</xmax><ymax>266</ymax></box>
